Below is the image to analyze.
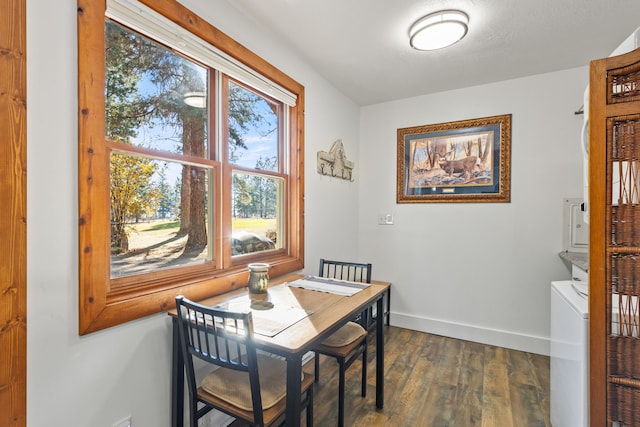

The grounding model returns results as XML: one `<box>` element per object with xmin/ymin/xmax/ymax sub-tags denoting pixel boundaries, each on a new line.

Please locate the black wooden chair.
<box><xmin>175</xmin><ymin>295</ymin><xmax>314</xmax><ymax>427</ymax></box>
<box><xmin>313</xmin><ymin>259</ymin><xmax>371</xmax><ymax>427</ymax></box>
<box><xmin>319</xmin><ymin>258</ymin><xmax>391</xmax><ymax>330</ymax></box>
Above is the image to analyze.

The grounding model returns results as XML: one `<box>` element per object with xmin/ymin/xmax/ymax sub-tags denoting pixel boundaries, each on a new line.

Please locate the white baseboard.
<box><xmin>198</xmin><ymin>411</ymin><xmax>234</xmax><ymax>427</ymax></box>
<box><xmin>390</xmin><ymin>312</ymin><xmax>550</xmax><ymax>356</ymax></box>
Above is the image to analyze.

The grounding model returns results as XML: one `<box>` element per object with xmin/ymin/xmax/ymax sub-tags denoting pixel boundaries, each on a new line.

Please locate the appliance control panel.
<box><xmin>563</xmin><ymin>198</ymin><xmax>589</xmax><ymax>253</ymax></box>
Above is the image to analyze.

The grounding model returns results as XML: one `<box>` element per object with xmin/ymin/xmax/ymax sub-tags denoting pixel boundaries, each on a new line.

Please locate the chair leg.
<box><xmin>314</xmin><ymin>352</ymin><xmax>320</xmax><ymax>383</ymax></box>
<box><xmin>361</xmin><ymin>343</ymin><xmax>367</xmax><ymax>397</ymax></box>
<box><xmin>338</xmin><ymin>358</ymin><xmax>346</xmax><ymax>427</ymax></box>
<box><xmin>189</xmin><ymin>400</ymin><xmax>198</xmax><ymax>427</ymax></box>
<box><xmin>306</xmin><ymin>384</ymin><xmax>314</xmax><ymax>427</ymax></box>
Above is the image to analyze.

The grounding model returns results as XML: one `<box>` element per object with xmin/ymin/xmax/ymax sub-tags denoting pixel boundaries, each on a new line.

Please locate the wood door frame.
<box><xmin>0</xmin><ymin>0</ymin><xmax>27</xmax><ymax>426</ymax></box>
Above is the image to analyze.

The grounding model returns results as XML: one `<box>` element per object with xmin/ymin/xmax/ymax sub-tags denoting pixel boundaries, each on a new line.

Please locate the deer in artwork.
<box><xmin>437</xmin><ymin>152</ymin><xmax>479</xmax><ymax>179</ymax></box>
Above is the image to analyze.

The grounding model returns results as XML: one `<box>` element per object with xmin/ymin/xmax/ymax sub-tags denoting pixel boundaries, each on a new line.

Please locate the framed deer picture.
<box><xmin>396</xmin><ymin>114</ymin><xmax>511</xmax><ymax>203</ymax></box>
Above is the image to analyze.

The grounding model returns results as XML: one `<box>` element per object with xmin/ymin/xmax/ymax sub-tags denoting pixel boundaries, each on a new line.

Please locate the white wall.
<box><xmin>359</xmin><ymin>68</ymin><xmax>588</xmax><ymax>355</ymax></box>
<box><xmin>26</xmin><ymin>0</ymin><xmax>359</xmax><ymax>426</ymax></box>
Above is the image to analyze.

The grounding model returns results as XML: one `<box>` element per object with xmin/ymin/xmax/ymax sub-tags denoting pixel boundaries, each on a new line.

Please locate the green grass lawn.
<box><xmin>131</xmin><ymin>217</ymin><xmax>276</xmax><ymax>237</ymax></box>
<box><xmin>232</xmin><ymin>217</ymin><xmax>277</xmax><ymax>235</ymax></box>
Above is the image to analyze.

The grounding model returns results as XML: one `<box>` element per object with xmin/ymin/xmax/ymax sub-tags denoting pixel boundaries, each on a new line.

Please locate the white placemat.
<box><xmin>287</xmin><ymin>275</ymin><xmax>369</xmax><ymax>296</ymax></box>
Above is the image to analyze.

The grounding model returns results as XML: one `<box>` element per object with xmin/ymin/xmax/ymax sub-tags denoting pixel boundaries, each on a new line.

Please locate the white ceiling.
<box><xmin>222</xmin><ymin>0</ymin><xmax>640</xmax><ymax>106</ymax></box>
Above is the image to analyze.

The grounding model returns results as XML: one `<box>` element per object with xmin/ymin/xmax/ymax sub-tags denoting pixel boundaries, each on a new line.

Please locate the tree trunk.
<box><xmin>183</xmin><ymin>114</ymin><xmax>207</xmax><ymax>250</ymax></box>
<box><xmin>111</xmin><ymin>222</ymin><xmax>129</xmax><ymax>253</ymax></box>
<box><xmin>185</xmin><ymin>167</ymin><xmax>207</xmax><ymax>250</ymax></box>
<box><xmin>177</xmin><ymin>165</ymin><xmax>191</xmax><ymax>236</ymax></box>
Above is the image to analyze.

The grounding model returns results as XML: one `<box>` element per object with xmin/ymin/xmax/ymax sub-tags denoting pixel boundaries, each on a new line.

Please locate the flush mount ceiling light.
<box><xmin>183</xmin><ymin>91</ymin><xmax>206</xmax><ymax>108</ymax></box>
<box><xmin>409</xmin><ymin>10</ymin><xmax>469</xmax><ymax>51</ymax></box>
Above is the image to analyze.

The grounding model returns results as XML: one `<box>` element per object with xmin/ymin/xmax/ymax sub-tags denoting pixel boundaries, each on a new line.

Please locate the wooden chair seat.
<box><xmin>201</xmin><ymin>353</ymin><xmax>302</xmax><ymax>411</ymax></box>
<box><xmin>316</xmin><ymin>321</ymin><xmax>367</xmax><ymax>352</ymax></box>
<box><xmin>198</xmin><ymin>367</ymin><xmax>315</xmax><ymax>426</ymax></box>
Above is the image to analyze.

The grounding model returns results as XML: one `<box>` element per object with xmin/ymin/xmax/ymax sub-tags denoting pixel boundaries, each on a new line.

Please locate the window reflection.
<box><xmin>105</xmin><ymin>20</ymin><xmax>208</xmax><ymax>157</ymax></box>
<box><xmin>227</xmin><ymin>81</ymin><xmax>279</xmax><ymax>171</ymax></box>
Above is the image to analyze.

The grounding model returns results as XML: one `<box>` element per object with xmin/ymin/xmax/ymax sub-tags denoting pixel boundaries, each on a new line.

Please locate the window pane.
<box><xmin>228</xmin><ymin>81</ymin><xmax>279</xmax><ymax>171</ymax></box>
<box><xmin>231</xmin><ymin>172</ymin><xmax>283</xmax><ymax>255</ymax></box>
<box><xmin>105</xmin><ymin>20</ymin><xmax>208</xmax><ymax>156</ymax></box>
<box><xmin>110</xmin><ymin>154</ymin><xmax>212</xmax><ymax>277</ymax></box>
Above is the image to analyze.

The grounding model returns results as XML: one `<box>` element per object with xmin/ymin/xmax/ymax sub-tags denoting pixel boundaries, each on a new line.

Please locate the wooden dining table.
<box><xmin>169</xmin><ymin>273</ymin><xmax>390</xmax><ymax>426</ymax></box>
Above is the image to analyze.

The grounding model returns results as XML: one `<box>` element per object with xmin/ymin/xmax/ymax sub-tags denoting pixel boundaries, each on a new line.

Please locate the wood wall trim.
<box><xmin>588</xmin><ymin>56</ymin><xmax>608</xmax><ymax>427</ymax></box>
<box><xmin>0</xmin><ymin>0</ymin><xmax>27</xmax><ymax>425</ymax></box>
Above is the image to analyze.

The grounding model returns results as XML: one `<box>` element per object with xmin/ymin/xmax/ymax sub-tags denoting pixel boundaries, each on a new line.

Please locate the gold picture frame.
<box><xmin>397</xmin><ymin>114</ymin><xmax>511</xmax><ymax>203</ymax></box>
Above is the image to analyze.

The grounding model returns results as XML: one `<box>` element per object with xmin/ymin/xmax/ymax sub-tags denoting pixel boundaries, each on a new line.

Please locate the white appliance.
<box><xmin>550</xmin><ymin>280</ymin><xmax>589</xmax><ymax>427</ymax></box>
<box><xmin>582</xmin><ymin>27</ymin><xmax>640</xmax><ymax>223</ymax></box>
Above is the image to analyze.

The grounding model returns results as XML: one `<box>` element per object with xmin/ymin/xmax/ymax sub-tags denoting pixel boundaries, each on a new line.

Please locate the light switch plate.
<box><xmin>113</xmin><ymin>416</ymin><xmax>132</xmax><ymax>427</ymax></box>
<box><xmin>377</xmin><ymin>213</ymin><xmax>393</xmax><ymax>225</ymax></box>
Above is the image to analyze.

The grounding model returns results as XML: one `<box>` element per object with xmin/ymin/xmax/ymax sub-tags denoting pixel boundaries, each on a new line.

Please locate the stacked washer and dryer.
<box><xmin>551</xmin><ymin>197</ymin><xmax>589</xmax><ymax>426</ymax></box>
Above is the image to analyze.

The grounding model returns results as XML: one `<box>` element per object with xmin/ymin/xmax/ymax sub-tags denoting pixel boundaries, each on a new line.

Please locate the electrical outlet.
<box><xmin>113</xmin><ymin>416</ymin><xmax>132</xmax><ymax>427</ymax></box>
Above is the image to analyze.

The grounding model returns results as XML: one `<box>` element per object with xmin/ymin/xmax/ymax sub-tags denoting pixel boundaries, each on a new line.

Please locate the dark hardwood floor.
<box><xmin>232</xmin><ymin>325</ymin><xmax>551</xmax><ymax>426</ymax></box>
<box><xmin>309</xmin><ymin>326</ymin><xmax>550</xmax><ymax>426</ymax></box>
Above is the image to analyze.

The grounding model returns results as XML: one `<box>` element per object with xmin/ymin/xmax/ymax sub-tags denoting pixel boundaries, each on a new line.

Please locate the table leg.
<box><xmin>285</xmin><ymin>353</ymin><xmax>303</xmax><ymax>426</ymax></box>
<box><xmin>386</xmin><ymin>288</ymin><xmax>391</xmax><ymax>326</ymax></box>
<box><xmin>376</xmin><ymin>296</ymin><xmax>384</xmax><ymax>409</ymax></box>
<box><xmin>171</xmin><ymin>317</ymin><xmax>184</xmax><ymax>427</ymax></box>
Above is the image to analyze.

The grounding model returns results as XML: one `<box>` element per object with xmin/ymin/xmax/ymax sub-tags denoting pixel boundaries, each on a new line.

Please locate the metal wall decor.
<box><xmin>317</xmin><ymin>139</ymin><xmax>354</xmax><ymax>181</ymax></box>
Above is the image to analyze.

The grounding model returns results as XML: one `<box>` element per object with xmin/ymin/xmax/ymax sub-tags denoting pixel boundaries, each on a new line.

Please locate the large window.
<box><xmin>78</xmin><ymin>0</ymin><xmax>304</xmax><ymax>334</ymax></box>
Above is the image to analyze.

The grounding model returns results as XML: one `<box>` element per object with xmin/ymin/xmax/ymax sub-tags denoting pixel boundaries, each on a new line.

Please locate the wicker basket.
<box><xmin>609</xmin><ymin>61</ymin><xmax>640</xmax><ymax>104</ymax></box>
<box><xmin>608</xmin><ymin>381</ymin><xmax>640</xmax><ymax>426</ymax></box>
<box><xmin>608</xmin><ymin>336</ymin><xmax>640</xmax><ymax>378</ymax></box>
<box><xmin>611</xmin><ymin>205</ymin><xmax>640</xmax><ymax>247</ymax></box>
<box><xmin>610</xmin><ymin>253</ymin><xmax>640</xmax><ymax>294</ymax></box>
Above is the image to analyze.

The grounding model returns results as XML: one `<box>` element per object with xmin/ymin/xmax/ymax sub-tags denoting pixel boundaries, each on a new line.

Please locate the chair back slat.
<box><xmin>177</xmin><ymin>296</ymin><xmax>254</xmax><ymax>371</ymax></box>
<box><xmin>319</xmin><ymin>258</ymin><xmax>372</xmax><ymax>283</ymax></box>
<box><xmin>319</xmin><ymin>258</ymin><xmax>373</xmax><ymax>329</ymax></box>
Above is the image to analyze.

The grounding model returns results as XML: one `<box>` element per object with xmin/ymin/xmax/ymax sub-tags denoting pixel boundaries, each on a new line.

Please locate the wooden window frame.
<box><xmin>77</xmin><ymin>0</ymin><xmax>304</xmax><ymax>335</ymax></box>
